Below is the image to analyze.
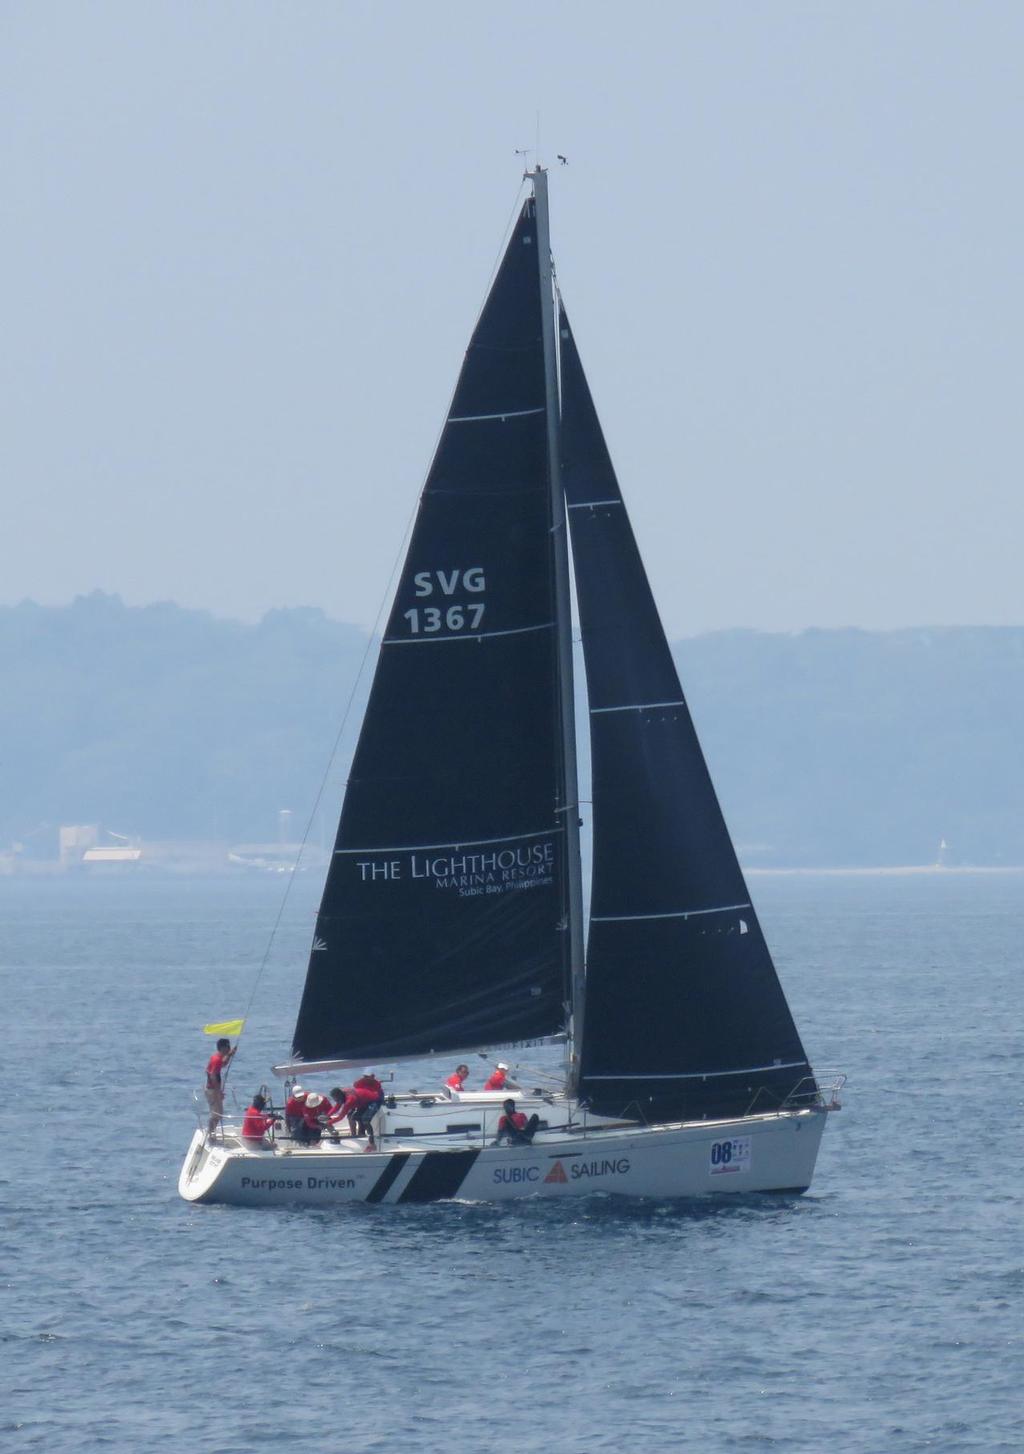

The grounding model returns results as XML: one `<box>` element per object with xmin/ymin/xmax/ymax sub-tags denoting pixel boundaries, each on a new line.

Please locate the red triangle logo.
<box><xmin>544</xmin><ymin>1160</ymin><xmax>568</xmax><ymax>1184</ymax></box>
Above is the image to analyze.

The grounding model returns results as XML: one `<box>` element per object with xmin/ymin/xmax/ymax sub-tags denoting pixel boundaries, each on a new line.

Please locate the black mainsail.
<box><xmin>559</xmin><ymin>305</ymin><xmax>814</xmax><ymax>1121</ymax></box>
<box><xmin>292</xmin><ymin>181</ymin><xmax>815</xmax><ymax>1123</ymax></box>
<box><xmin>292</xmin><ymin>201</ymin><xmax>569</xmax><ymax>1065</ymax></box>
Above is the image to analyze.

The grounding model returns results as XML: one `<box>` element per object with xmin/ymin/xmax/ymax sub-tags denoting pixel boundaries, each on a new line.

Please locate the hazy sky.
<box><xmin>3</xmin><ymin>2</ymin><xmax>1021</xmax><ymax>635</ymax></box>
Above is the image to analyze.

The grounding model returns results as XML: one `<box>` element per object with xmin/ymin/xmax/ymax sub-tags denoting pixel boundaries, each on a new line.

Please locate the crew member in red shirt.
<box><xmin>445</xmin><ymin>1063</ymin><xmax>470</xmax><ymax>1093</ymax></box>
<box><xmin>284</xmin><ymin>1085</ymin><xmax>308</xmax><ymax>1138</ymax></box>
<box><xmin>494</xmin><ymin>1098</ymin><xmax>539</xmax><ymax>1146</ymax></box>
<box><xmin>484</xmin><ymin>1061</ymin><xmax>517</xmax><ymax>1092</ymax></box>
<box><xmin>354</xmin><ymin>1071</ymin><xmax>384</xmax><ymax>1148</ymax></box>
<box><xmin>241</xmin><ymin>1092</ymin><xmax>279</xmax><ymax>1147</ymax></box>
<box><xmin>205</xmin><ymin>1037</ymin><xmax>237</xmax><ymax>1137</ymax></box>
<box><xmin>353</xmin><ymin>1069</ymin><xmax>384</xmax><ymax>1101</ymax></box>
<box><xmin>295</xmin><ymin>1091</ymin><xmax>330</xmax><ymax>1145</ymax></box>
<box><xmin>329</xmin><ymin>1083</ymin><xmax>382</xmax><ymax>1151</ymax></box>
<box><xmin>329</xmin><ymin>1086</ymin><xmax>360</xmax><ymax>1133</ymax></box>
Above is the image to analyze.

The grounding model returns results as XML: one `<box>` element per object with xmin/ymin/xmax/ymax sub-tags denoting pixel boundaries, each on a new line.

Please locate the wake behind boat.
<box><xmin>180</xmin><ymin>167</ymin><xmax>841</xmax><ymax>1208</ymax></box>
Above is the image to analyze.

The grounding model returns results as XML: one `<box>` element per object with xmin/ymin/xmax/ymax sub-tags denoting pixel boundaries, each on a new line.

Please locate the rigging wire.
<box><xmin>229</xmin><ymin>173</ymin><xmax>533</xmax><ymax>1064</ymax></box>
<box><xmin>229</xmin><ymin>502</ymin><xmax>419</xmax><ymax>1063</ymax></box>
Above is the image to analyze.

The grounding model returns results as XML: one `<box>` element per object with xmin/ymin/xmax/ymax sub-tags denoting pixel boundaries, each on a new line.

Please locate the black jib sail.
<box><xmin>559</xmin><ymin>306</ymin><xmax>814</xmax><ymax>1121</ymax></box>
<box><xmin>292</xmin><ymin>202</ymin><xmax>569</xmax><ymax>1065</ymax></box>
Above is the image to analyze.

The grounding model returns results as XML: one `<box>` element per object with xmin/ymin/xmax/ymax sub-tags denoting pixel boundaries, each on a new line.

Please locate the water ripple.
<box><xmin>3</xmin><ymin>874</ymin><xmax>1022</xmax><ymax>1454</ymax></box>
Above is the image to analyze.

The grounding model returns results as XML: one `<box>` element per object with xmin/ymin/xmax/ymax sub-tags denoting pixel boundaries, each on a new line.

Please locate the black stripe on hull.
<box><xmin>366</xmin><ymin>1152</ymin><xmax>411</xmax><ymax>1203</ymax></box>
<box><xmin>397</xmin><ymin>1149</ymin><xmax>481</xmax><ymax>1203</ymax></box>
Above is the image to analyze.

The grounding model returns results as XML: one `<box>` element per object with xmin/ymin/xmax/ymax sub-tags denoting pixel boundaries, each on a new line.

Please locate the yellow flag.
<box><xmin>203</xmin><ymin>1018</ymin><xmax>245</xmax><ymax>1036</ymax></box>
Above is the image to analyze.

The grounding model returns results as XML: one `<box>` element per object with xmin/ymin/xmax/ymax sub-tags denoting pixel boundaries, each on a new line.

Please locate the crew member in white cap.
<box><xmin>284</xmin><ymin>1084</ymin><xmax>307</xmax><ymax>1138</ymax></box>
<box><xmin>353</xmin><ymin>1068</ymin><xmax>383</xmax><ymax>1100</ymax></box>
<box><xmin>295</xmin><ymin>1091</ymin><xmax>331</xmax><ymax>1145</ymax></box>
<box><xmin>484</xmin><ymin>1062</ymin><xmax>518</xmax><ymax>1092</ymax></box>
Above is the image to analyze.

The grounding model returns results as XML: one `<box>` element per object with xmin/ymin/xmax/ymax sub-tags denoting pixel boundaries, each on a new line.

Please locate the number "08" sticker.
<box><xmin>709</xmin><ymin>1136</ymin><xmax>752</xmax><ymax>1174</ymax></box>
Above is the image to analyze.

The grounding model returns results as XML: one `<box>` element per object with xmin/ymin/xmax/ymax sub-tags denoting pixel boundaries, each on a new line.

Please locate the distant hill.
<box><xmin>2</xmin><ymin>593</ymin><xmax>1021</xmax><ymax>866</ymax></box>
<box><xmin>675</xmin><ymin>627</ymin><xmax>1024</xmax><ymax>867</ymax></box>
<box><xmin>0</xmin><ymin>594</ymin><xmax>367</xmax><ymax>849</ymax></box>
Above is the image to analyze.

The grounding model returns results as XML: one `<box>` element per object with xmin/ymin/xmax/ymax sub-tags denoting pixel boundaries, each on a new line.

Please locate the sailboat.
<box><xmin>179</xmin><ymin>168</ymin><xmax>841</xmax><ymax>1207</ymax></box>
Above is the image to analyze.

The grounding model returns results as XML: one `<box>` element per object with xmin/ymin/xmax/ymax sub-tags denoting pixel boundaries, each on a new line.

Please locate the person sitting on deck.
<box><xmin>484</xmin><ymin>1062</ymin><xmax>518</xmax><ymax>1092</ymax></box>
<box><xmin>445</xmin><ymin>1063</ymin><xmax>470</xmax><ymax>1093</ymax></box>
<box><xmin>241</xmin><ymin>1092</ymin><xmax>280</xmax><ymax>1148</ymax></box>
<box><xmin>294</xmin><ymin>1092</ymin><xmax>330</xmax><ymax>1145</ymax></box>
<box><xmin>494</xmin><ymin>1098</ymin><xmax>540</xmax><ymax>1146</ymax></box>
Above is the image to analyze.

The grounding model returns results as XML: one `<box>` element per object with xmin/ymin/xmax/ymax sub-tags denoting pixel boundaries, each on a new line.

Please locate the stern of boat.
<box><xmin>179</xmin><ymin>1128</ymin><xmax>232</xmax><ymax>1203</ymax></box>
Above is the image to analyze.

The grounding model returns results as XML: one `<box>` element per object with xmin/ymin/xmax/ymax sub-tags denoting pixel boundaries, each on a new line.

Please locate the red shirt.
<box><xmin>331</xmin><ymin>1092</ymin><xmax>358</xmax><ymax>1122</ymax></box>
<box><xmin>354</xmin><ymin>1075</ymin><xmax>383</xmax><ymax>1098</ymax></box>
<box><xmin>284</xmin><ymin>1094</ymin><xmax>306</xmax><ymax>1119</ymax></box>
<box><xmin>484</xmin><ymin>1069</ymin><xmax>507</xmax><ymax>1091</ymax></box>
<box><xmin>331</xmin><ymin>1086</ymin><xmax>379</xmax><ymax>1122</ymax></box>
<box><xmin>445</xmin><ymin>1072</ymin><xmax>466</xmax><ymax>1091</ymax></box>
<box><xmin>498</xmin><ymin>1110</ymin><xmax>527</xmax><ymax>1133</ymax></box>
<box><xmin>206</xmin><ymin>1052</ymin><xmax>226</xmax><ymax>1090</ymax></box>
<box><xmin>301</xmin><ymin>1097</ymin><xmax>330</xmax><ymax>1128</ymax></box>
<box><xmin>241</xmin><ymin>1106</ymin><xmax>274</xmax><ymax>1140</ymax></box>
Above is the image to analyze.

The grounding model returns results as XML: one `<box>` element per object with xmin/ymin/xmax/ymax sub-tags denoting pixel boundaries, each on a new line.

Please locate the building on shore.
<box><xmin>59</xmin><ymin>825</ymin><xmax>142</xmax><ymax>867</ymax></box>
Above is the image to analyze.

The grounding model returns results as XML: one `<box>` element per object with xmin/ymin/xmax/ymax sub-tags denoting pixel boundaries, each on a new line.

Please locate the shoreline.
<box><xmin>2</xmin><ymin>861</ymin><xmax>1022</xmax><ymax>882</ymax></box>
<box><xmin>745</xmin><ymin>864</ymin><xmax>1024</xmax><ymax>877</ymax></box>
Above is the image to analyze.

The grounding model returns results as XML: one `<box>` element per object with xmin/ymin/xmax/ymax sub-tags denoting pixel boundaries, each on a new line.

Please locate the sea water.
<box><xmin>1</xmin><ymin>871</ymin><xmax>1020</xmax><ymax>1453</ymax></box>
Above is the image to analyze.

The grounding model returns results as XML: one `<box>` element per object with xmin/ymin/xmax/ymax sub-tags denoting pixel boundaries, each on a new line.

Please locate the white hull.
<box><xmin>179</xmin><ymin>1105</ymin><xmax>829</xmax><ymax>1207</ymax></box>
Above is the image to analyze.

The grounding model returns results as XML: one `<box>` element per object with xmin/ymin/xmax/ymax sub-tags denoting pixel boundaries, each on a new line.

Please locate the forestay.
<box><xmin>291</xmin><ymin>202</ymin><xmax>570</xmax><ymax>1065</ymax></box>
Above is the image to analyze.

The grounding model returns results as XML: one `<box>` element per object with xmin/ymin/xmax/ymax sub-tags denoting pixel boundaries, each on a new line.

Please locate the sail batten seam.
<box><xmin>448</xmin><ymin>407</ymin><xmax>545</xmax><ymax>422</ymax></box>
<box><xmin>334</xmin><ymin>826</ymin><xmax>564</xmax><ymax>855</ymax></box>
<box><xmin>567</xmin><ymin>498</ymin><xmax>623</xmax><ymax>509</ymax></box>
<box><xmin>590</xmin><ymin>700</ymin><xmax>686</xmax><ymax>714</ymax></box>
<box><xmin>591</xmin><ymin>903</ymin><xmax>751</xmax><ymax>922</ymax></box>
<box><xmin>586</xmin><ymin>1061</ymin><xmax>808</xmax><ymax>1082</ymax></box>
<box><xmin>383</xmin><ymin>622</ymin><xmax>554</xmax><ymax>645</ymax></box>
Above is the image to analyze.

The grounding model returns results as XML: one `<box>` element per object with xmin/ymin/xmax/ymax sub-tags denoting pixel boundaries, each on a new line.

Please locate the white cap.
<box><xmin>291</xmin><ymin>1085</ymin><xmax>305</xmax><ymax>1098</ymax></box>
<box><xmin>497</xmin><ymin>1062</ymin><xmax>509</xmax><ymax>1071</ymax></box>
<box><xmin>362</xmin><ymin>1068</ymin><xmax>376</xmax><ymax>1077</ymax></box>
<box><xmin>305</xmin><ymin>1092</ymin><xmax>324</xmax><ymax>1107</ymax></box>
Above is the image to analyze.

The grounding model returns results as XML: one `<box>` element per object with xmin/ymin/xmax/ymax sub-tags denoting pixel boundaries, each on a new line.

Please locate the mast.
<box><xmin>531</xmin><ymin>166</ymin><xmax>586</xmax><ymax>1090</ymax></box>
